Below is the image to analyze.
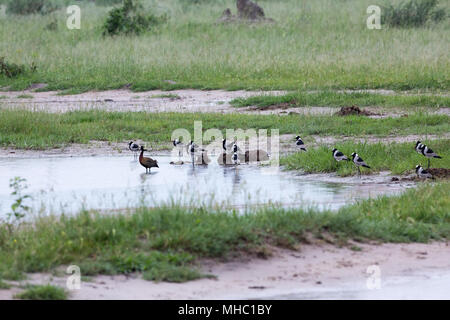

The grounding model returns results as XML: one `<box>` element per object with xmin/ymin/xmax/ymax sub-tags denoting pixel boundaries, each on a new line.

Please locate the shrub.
<box><xmin>14</xmin><ymin>285</ymin><xmax>67</xmax><ymax>300</ymax></box>
<box><xmin>381</xmin><ymin>0</ymin><xmax>447</xmax><ymax>27</ymax></box>
<box><xmin>0</xmin><ymin>57</ymin><xmax>36</xmax><ymax>78</ymax></box>
<box><xmin>102</xmin><ymin>0</ymin><xmax>168</xmax><ymax>36</ymax></box>
<box><xmin>6</xmin><ymin>0</ymin><xmax>58</xmax><ymax>15</ymax></box>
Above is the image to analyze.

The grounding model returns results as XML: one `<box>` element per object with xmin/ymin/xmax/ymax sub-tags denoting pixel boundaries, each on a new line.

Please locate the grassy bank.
<box><xmin>0</xmin><ymin>182</ymin><xmax>449</xmax><ymax>282</ymax></box>
<box><xmin>231</xmin><ymin>91</ymin><xmax>450</xmax><ymax>109</ymax></box>
<box><xmin>281</xmin><ymin>140</ymin><xmax>450</xmax><ymax>176</ymax></box>
<box><xmin>0</xmin><ymin>0</ymin><xmax>449</xmax><ymax>91</ymax></box>
<box><xmin>0</xmin><ymin>109</ymin><xmax>449</xmax><ymax>149</ymax></box>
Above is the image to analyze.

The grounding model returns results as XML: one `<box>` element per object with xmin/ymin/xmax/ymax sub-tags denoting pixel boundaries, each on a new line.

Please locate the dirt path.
<box><xmin>1</xmin><ymin>242</ymin><xmax>448</xmax><ymax>300</ymax></box>
<box><xmin>1</xmin><ymin>89</ymin><xmax>448</xmax><ymax>116</ymax></box>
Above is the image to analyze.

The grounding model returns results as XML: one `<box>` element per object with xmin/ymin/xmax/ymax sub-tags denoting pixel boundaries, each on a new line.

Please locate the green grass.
<box><xmin>16</xmin><ymin>94</ymin><xmax>33</xmax><ymax>99</ymax></box>
<box><xmin>0</xmin><ymin>182</ymin><xmax>449</xmax><ymax>282</ymax></box>
<box><xmin>0</xmin><ymin>279</ymin><xmax>11</xmax><ymax>289</ymax></box>
<box><xmin>14</xmin><ymin>284</ymin><xmax>67</xmax><ymax>300</ymax></box>
<box><xmin>0</xmin><ymin>0</ymin><xmax>448</xmax><ymax>91</ymax></box>
<box><xmin>149</xmin><ymin>93</ymin><xmax>181</xmax><ymax>99</ymax></box>
<box><xmin>0</xmin><ymin>109</ymin><xmax>448</xmax><ymax>149</ymax></box>
<box><xmin>231</xmin><ymin>91</ymin><xmax>450</xmax><ymax>109</ymax></box>
<box><xmin>281</xmin><ymin>140</ymin><xmax>450</xmax><ymax>176</ymax></box>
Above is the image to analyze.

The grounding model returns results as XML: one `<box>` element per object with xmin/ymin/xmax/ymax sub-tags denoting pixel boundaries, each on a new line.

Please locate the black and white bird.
<box><xmin>173</xmin><ymin>138</ymin><xmax>183</xmax><ymax>157</ymax></box>
<box><xmin>222</xmin><ymin>139</ymin><xmax>234</xmax><ymax>152</ymax></box>
<box><xmin>416</xmin><ymin>141</ymin><xmax>442</xmax><ymax>168</ymax></box>
<box><xmin>415</xmin><ymin>141</ymin><xmax>424</xmax><ymax>155</ymax></box>
<box><xmin>332</xmin><ymin>148</ymin><xmax>349</xmax><ymax>162</ymax></box>
<box><xmin>232</xmin><ymin>142</ymin><xmax>240</xmax><ymax>153</ymax></box>
<box><xmin>128</xmin><ymin>141</ymin><xmax>140</xmax><ymax>157</ymax></box>
<box><xmin>295</xmin><ymin>136</ymin><xmax>307</xmax><ymax>151</ymax></box>
<box><xmin>187</xmin><ymin>141</ymin><xmax>204</xmax><ymax>154</ymax></box>
<box><xmin>415</xmin><ymin>165</ymin><xmax>433</xmax><ymax>179</ymax></box>
<box><xmin>351</xmin><ymin>152</ymin><xmax>371</xmax><ymax>177</ymax></box>
<box><xmin>232</xmin><ymin>152</ymin><xmax>239</xmax><ymax>165</ymax></box>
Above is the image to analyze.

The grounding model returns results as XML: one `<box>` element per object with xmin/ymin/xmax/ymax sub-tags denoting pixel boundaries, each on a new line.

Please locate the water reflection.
<box><xmin>0</xmin><ymin>155</ymin><xmax>412</xmax><ymax>217</ymax></box>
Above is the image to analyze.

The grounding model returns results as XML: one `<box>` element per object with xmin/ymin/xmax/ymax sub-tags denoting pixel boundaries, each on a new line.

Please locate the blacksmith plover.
<box><xmin>415</xmin><ymin>165</ymin><xmax>433</xmax><ymax>179</ymax></box>
<box><xmin>173</xmin><ymin>138</ymin><xmax>183</xmax><ymax>157</ymax></box>
<box><xmin>415</xmin><ymin>141</ymin><xmax>424</xmax><ymax>155</ymax></box>
<box><xmin>332</xmin><ymin>148</ymin><xmax>349</xmax><ymax>162</ymax></box>
<box><xmin>222</xmin><ymin>139</ymin><xmax>234</xmax><ymax>152</ymax></box>
<box><xmin>351</xmin><ymin>152</ymin><xmax>370</xmax><ymax>177</ymax></box>
<box><xmin>128</xmin><ymin>141</ymin><xmax>140</xmax><ymax>157</ymax></box>
<box><xmin>416</xmin><ymin>141</ymin><xmax>442</xmax><ymax>168</ymax></box>
<box><xmin>232</xmin><ymin>152</ymin><xmax>239</xmax><ymax>165</ymax></box>
<box><xmin>295</xmin><ymin>136</ymin><xmax>307</xmax><ymax>151</ymax></box>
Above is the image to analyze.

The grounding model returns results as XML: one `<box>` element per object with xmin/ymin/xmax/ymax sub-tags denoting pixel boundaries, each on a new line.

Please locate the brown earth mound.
<box><xmin>428</xmin><ymin>168</ymin><xmax>450</xmax><ymax>178</ymax></box>
<box><xmin>391</xmin><ymin>168</ymin><xmax>449</xmax><ymax>181</ymax></box>
<box><xmin>218</xmin><ymin>0</ymin><xmax>274</xmax><ymax>23</ymax></box>
<box><xmin>336</xmin><ymin>105</ymin><xmax>375</xmax><ymax>116</ymax></box>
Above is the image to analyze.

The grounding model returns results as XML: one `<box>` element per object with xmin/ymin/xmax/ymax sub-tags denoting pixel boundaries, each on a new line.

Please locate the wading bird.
<box><xmin>139</xmin><ymin>146</ymin><xmax>158</xmax><ymax>174</ymax></box>
<box><xmin>415</xmin><ymin>165</ymin><xmax>433</xmax><ymax>179</ymax></box>
<box><xmin>295</xmin><ymin>136</ymin><xmax>307</xmax><ymax>151</ymax></box>
<box><xmin>173</xmin><ymin>138</ymin><xmax>184</xmax><ymax>157</ymax></box>
<box><xmin>128</xmin><ymin>141</ymin><xmax>140</xmax><ymax>157</ymax></box>
<box><xmin>232</xmin><ymin>152</ymin><xmax>239</xmax><ymax>165</ymax></box>
<box><xmin>416</xmin><ymin>141</ymin><xmax>442</xmax><ymax>168</ymax></box>
<box><xmin>332</xmin><ymin>148</ymin><xmax>349</xmax><ymax>162</ymax></box>
<box><xmin>415</xmin><ymin>141</ymin><xmax>424</xmax><ymax>155</ymax></box>
<box><xmin>351</xmin><ymin>152</ymin><xmax>370</xmax><ymax>177</ymax></box>
<box><xmin>222</xmin><ymin>139</ymin><xmax>235</xmax><ymax>152</ymax></box>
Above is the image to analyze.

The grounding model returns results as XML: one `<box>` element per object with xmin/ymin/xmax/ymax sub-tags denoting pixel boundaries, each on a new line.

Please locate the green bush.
<box><xmin>102</xmin><ymin>0</ymin><xmax>168</xmax><ymax>36</ymax></box>
<box><xmin>382</xmin><ymin>0</ymin><xmax>447</xmax><ymax>27</ymax></box>
<box><xmin>14</xmin><ymin>285</ymin><xmax>67</xmax><ymax>300</ymax></box>
<box><xmin>0</xmin><ymin>57</ymin><xmax>36</xmax><ymax>78</ymax></box>
<box><xmin>6</xmin><ymin>0</ymin><xmax>58</xmax><ymax>15</ymax></box>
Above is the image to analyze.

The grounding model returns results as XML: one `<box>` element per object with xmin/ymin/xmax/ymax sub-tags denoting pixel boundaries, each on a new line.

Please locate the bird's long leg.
<box><xmin>428</xmin><ymin>158</ymin><xmax>430</xmax><ymax>169</ymax></box>
<box><xmin>358</xmin><ymin>166</ymin><xmax>361</xmax><ymax>178</ymax></box>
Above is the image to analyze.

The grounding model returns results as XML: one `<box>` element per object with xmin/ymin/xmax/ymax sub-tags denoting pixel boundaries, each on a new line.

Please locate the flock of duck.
<box><xmin>129</xmin><ymin>137</ymin><xmax>443</xmax><ymax>179</ymax></box>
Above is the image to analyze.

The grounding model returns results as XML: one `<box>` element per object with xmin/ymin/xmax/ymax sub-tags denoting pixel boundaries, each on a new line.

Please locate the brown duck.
<box><xmin>139</xmin><ymin>146</ymin><xmax>159</xmax><ymax>173</ymax></box>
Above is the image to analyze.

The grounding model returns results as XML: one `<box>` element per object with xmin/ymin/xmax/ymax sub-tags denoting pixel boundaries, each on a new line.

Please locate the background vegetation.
<box><xmin>0</xmin><ymin>0</ymin><xmax>448</xmax><ymax>91</ymax></box>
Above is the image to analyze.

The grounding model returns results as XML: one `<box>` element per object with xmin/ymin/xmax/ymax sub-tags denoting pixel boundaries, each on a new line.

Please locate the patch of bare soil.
<box><xmin>0</xmin><ymin>89</ymin><xmax>287</xmax><ymax>114</ymax></box>
<box><xmin>335</xmin><ymin>105</ymin><xmax>379</xmax><ymax>117</ymax></box>
<box><xmin>1</xmin><ymin>242</ymin><xmax>448</xmax><ymax>300</ymax></box>
<box><xmin>429</xmin><ymin>168</ymin><xmax>450</xmax><ymax>178</ymax></box>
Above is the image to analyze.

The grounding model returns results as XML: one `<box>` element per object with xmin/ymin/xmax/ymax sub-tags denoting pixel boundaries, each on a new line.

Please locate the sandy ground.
<box><xmin>0</xmin><ymin>89</ymin><xmax>447</xmax><ymax>117</ymax></box>
<box><xmin>1</xmin><ymin>242</ymin><xmax>449</xmax><ymax>300</ymax></box>
<box><xmin>1</xmin><ymin>132</ymin><xmax>448</xmax><ymax>160</ymax></box>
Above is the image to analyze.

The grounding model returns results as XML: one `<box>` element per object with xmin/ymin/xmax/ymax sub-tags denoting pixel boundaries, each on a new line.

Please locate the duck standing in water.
<box><xmin>139</xmin><ymin>146</ymin><xmax>159</xmax><ymax>174</ymax></box>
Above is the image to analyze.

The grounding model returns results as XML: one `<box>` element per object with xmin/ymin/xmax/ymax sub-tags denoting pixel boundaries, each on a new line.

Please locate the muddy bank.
<box><xmin>0</xmin><ymin>89</ymin><xmax>448</xmax><ymax>117</ymax></box>
<box><xmin>0</xmin><ymin>89</ymin><xmax>286</xmax><ymax>114</ymax></box>
<box><xmin>1</xmin><ymin>242</ymin><xmax>448</xmax><ymax>300</ymax></box>
<box><xmin>2</xmin><ymin>133</ymin><xmax>448</xmax><ymax>159</ymax></box>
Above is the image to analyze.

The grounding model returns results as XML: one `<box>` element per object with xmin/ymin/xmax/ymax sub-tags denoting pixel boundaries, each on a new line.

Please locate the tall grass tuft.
<box><xmin>382</xmin><ymin>0</ymin><xmax>447</xmax><ymax>27</ymax></box>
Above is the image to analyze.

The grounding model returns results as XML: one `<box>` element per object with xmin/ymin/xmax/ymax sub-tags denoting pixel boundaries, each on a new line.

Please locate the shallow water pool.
<box><xmin>0</xmin><ymin>155</ymin><xmax>412</xmax><ymax>217</ymax></box>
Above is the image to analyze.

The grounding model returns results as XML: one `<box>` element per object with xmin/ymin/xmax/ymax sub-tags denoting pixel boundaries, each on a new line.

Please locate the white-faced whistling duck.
<box><xmin>139</xmin><ymin>146</ymin><xmax>159</xmax><ymax>173</ymax></box>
